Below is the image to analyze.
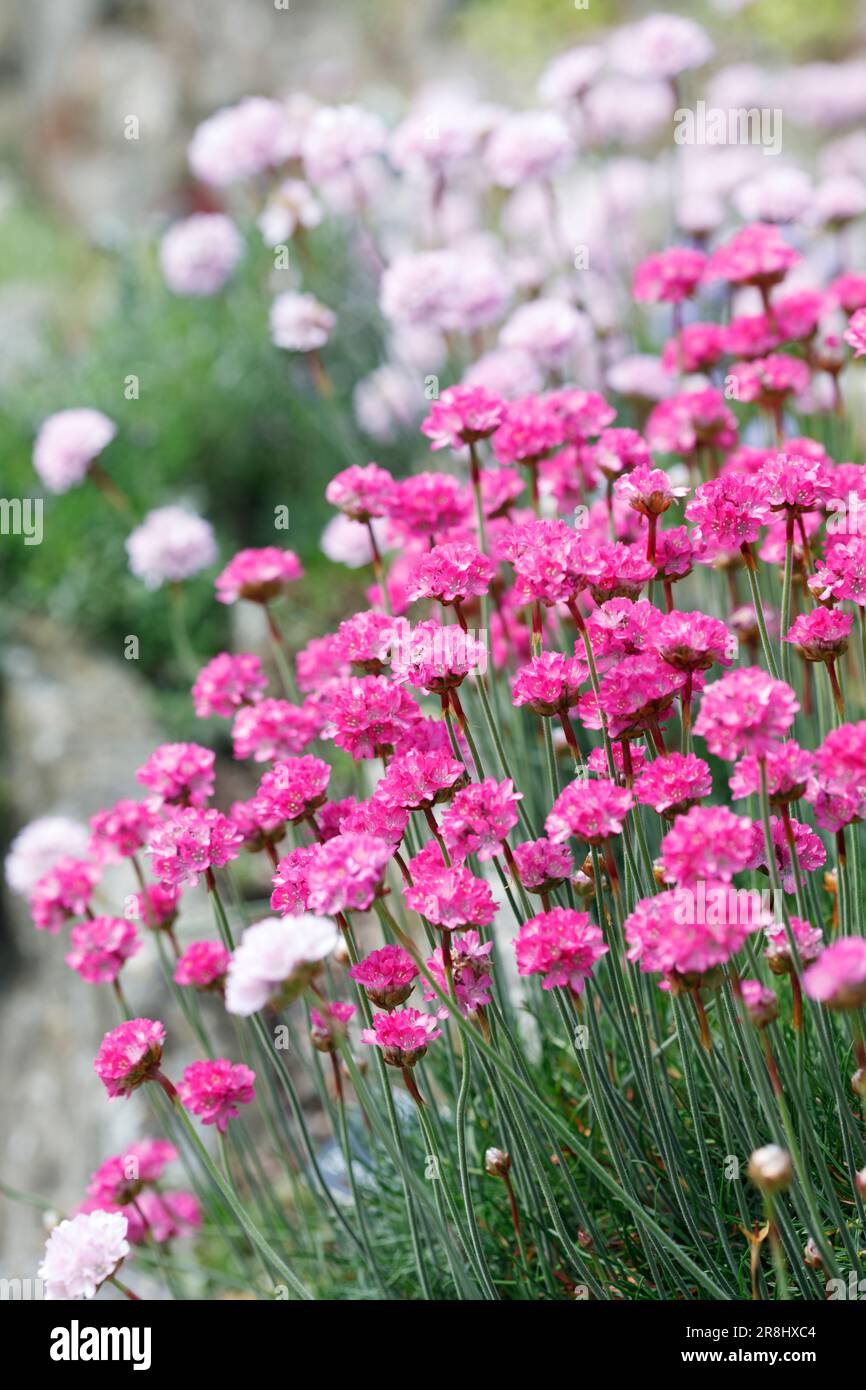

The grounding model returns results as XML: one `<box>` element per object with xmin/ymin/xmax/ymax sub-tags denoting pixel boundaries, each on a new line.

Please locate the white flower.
<box><xmin>225</xmin><ymin>914</ymin><xmax>339</xmax><ymax>1016</ymax></box>
<box><xmin>38</xmin><ymin>1210</ymin><xmax>129</xmax><ymax>1300</ymax></box>
<box><xmin>269</xmin><ymin>292</ymin><xmax>336</xmax><ymax>352</ymax></box>
<box><xmin>5</xmin><ymin>816</ymin><xmax>90</xmax><ymax>896</ymax></box>
<box><xmin>125</xmin><ymin>506</ymin><xmax>217</xmax><ymax>589</ymax></box>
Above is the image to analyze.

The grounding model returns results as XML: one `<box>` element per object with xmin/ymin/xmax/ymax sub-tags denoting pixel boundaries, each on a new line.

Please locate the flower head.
<box><xmin>764</xmin><ymin>916</ymin><xmax>823</xmax><ymax>976</ymax></box>
<box><xmin>514</xmin><ymin>908</ymin><xmax>607</xmax><ymax>993</ymax></box>
<box><xmin>178</xmin><ymin>1059</ymin><xmax>256</xmax><ymax>1132</ymax></box>
<box><xmin>377</xmin><ymin>748</ymin><xmax>468</xmax><ymax>810</ymax></box>
<box><xmin>232</xmin><ymin>698</ymin><xmax>320</xmax><ymax>762</ymax></box>
<box><xmin>252</xmin><ymin>755</ymin><xmax>331</xmax><ymax>824</ymax></box>
<box><xmin>407</xmin><ymin>541</ymin><xmax>494</xmax><ymax>607</ymax></box>
<box><xmin>423</xmin><ymin>930</ymin><xmax>494</xmax><ymax>1016</ymax></box>
<box><xmin>694</xmin><ymin>667</ymin><xmax>798</xmax><ymax>760</ymax></box>
<box><xmin>225</xmin><ymin>913</ymin><xmax>338</xmax><ymax>1015</ymax></box>
<box><xmin>685</xmin><ymin>474</ymin><xmax>771</xmax><ymax>555</ymax></box>
<box><xmin>404</xmin><ymin>841</ymin><xmax>496</xmax><ymax>930</ymax></box>
<box><xmin>512</xmin><ymin>651</ymin><xmax>586</xmax><ymax>715</ymax></box>
<box><xmin>148</xmin><ymin>808</ymin><xmax>243</xmax><ymax>890</ymax></box>
<box><xmin>350</xmin><ymin>945</ymin><xmax>419</xmax><ymax>1008</ymax></box>
<box><xmin>33</xmin><ymin>409</ymin><xmax>116</xmax><ymax>494</ymax></box>
<box><xmin>546</xmin><ymin>777</ymin><xmax>633</xmax><ymax>846</ymax></box>
<box><xmin>94</xmin><ymin>1018</ymin><xmax>166</xmax><ymax>1099</ymax></box>
<box><xmin>88</xmin><ymin>799</ymin><xmax>161</xmax><ymax>864</ymax></box>
<box><xmin>159</xmin><ymin>213</ymin><xmax>244</xmax><ymax>295</ymax></box>
<box><xmin>174</xmin><ymin>940</ymin><xmax>232</xmax><ymax>991</ymax></box>
<box><xmin>137</xmin><ymin>742</ymin><xmax>215</xmax><ymax>807</ymax></box>
<box><xmin>126</xmin><ymin>507</ymin><xmax>217</xmax><ymax>588</ymax></box>
<box><xmin>421</xmin><ymin>385</ymin><xmax>506</xmax><ymax>450</ymax></box>
<box><xmin>306</xmin><ymin>832</ymin><xmax>393</xmax><ymax>915</ymax></box>
<box><xmin>440</xmin><ymin>778</ymin><xmax>522</xmax><ymax>861</ymax></box>
<box><xmin>38</xmin><ymin>1210</ymin><xmax>129</xmax><ymax>1300</ymax></box>
<box><xmin>65</xmin><ymin>916</ymin><xmax>141</xmax><ymax>985</ymax></box>
<box><xmin>326</xmin><ymin>463</ymin><xmax>395</xmax><ymax>521</ymax></box>
<box><xmin>634</xmin><ymin>752</ymin><xmax>712</xmax><ymax>818</ymax></box>
<box><xmin>784</xmin><ymin>608</ymin><xmax>852</xmax><ymax>662</ymax></box>
<box><xmin>660</xmin><ymin>806</ymin><xmax>754</xmax><ymax>887</ymax></box>
<box><xmin>215</xmin><ymin>547</ymin><xmax>303</xmax><ymax>604</ymax></box>
<box><xmin>708</xmin><ymin>223</ymin><xmax>799</xmax><ymax>288</ymax></box>
<box><xmin>360</xmin><ymin>1007</ymin><xmax>443</xmax><ymax>1066</ymax></box>
<box><xmin>633</xmin><ymin>247</ymin><xmax>706</xmax><ymax>304</ymax></box>
<box><xmin>511</xmin><ymin>837</ymin><xmax>574</xmax><ymax>893</ymax></box>
<box><xmin>192</xmin><ymin>652</ymin><xmax>267</xmax><ymax>719</ymax></box>
<box><xmin>326</xmin><ymin>676</ymin><xmax>420</xmax><ymax>760</ymax></box>
<box><xmin>30</xmin><ymin>857</ymin><xmax>100</xmax><ymax>933</ymax></box>
<box><xmin>804</xmin><ymin>938</ymin><xmax>866</xmax><ymax>1010</ymax></box>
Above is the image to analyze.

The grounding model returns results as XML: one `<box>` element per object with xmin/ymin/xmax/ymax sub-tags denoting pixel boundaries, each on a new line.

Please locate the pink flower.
<box><xmin>506</xmin><ymin>518</ymin><xmax>582</xmax><ymax>607</ymax></box>
<box><xmin>350</xmin><ymin>945</ymin><xmax>420</xmax><ymax>1008</ymax></box>
<box><xmin>813</xmin><ymin>722</ymin><xmax>866</xmax><ymax>798</ymax></box>
<box><xmin>192</xmin><ymin>652</ymin><xmax>267</xmax><ymax>719</ymax></box>
<box><xmin>707</xmin><ymin>223</ymin><xmax>800</xmax><ymax>288</ymax></box>
<box><xmin>591</xmin><ymin>427</ymin><xmax>650</xmax><ymax>480</ymax></box>
<box><xmin>685</xmin><ymin>474</ymin><xmax>771</xmax><ymax>555</ymax></box>
<box><xmin>693</xmin><ymin>667</ymin><xmax>799</xmax><ymax>760</ymax></box>
<box><xmin>148</xmin><ymin>808</ymin><xmax>243</xmax><ymax>890</ymax></box>
<box><xmin>624</xmin><ymin>890</ymin><xmax>756</xmax><ymax>982</ymax></box>
<box><xmin>338</xmin><ymin>610</ymin><xmax>399</xmax><ymax>672</ymax></box>
<box><xmin>326</xmin><ymin>463</ymin><xmax>396</xmax><ymax>521</ymax></box>
<box><xmin>215</xmin><ymin>547</ymin><xmax>303</xmax><ymax>604</ymax></box>
<box><xmin>608</xmin><ymin>13</ymin><xmax>712</xmax><ymax>78</ymax></box>
<box><xmin>38</xmin><ymin>1210</ymin><xmax>130</xmax><ymax>1300</ymax></box>
<box><xmin>588</xmin><ymin>742</ymin><xmax>648</xmax><ymax>783</ymax></box>
<box><xmin>340</xmin><ymin>796</ymin><xmax>409</xmax><ymax>846</ymax></box>
<box><xmin>389</xmin><ymin>617</ymin><xmax>487</xmax><ymax>692</ymax></box>
<box><xmin>760</xmin><ymin>452</ymin><xmax>834</xmax><ymax>514</ymax></box>
<box><xmin>514</xmin><ymin>907</ymin><xmax>607</xmax><ymax>993</ymax></box>
<box><xmin>634</xmin><ymin>752</ymin><xmax>712</xmax><ymax>818</ymax></box>
<box><xmin>125</xmin><ymin>506</ymin><xmax>217</xmax><ymax>588</ymax></box>
<box><xmin>310</xmin><ymin>1000</ymin><xmax>356</xmax><ymax>1051</ymax></box>
<box><xmin>232</xmin><ymin>698</ymin><xmax>320</xmax><ymax>762</ymax></box>
<box><xmin>65</xmin><ymin>916</ymin><xmax>141</xmax><ymax>984</ymax></box>
<box><xmin>844</xmin><ymin>308</ymin><xmax>866</xmax><ymax>358</ymax></box>
<box><xmin>728</xmin><ymin>354</ymin><xmax>811</xmax><ymax>407</ymax></box>
<box><xmin>730</xmin><ymin>742</ymin><xmax>814</xmax><ymax>805</ymax></box>
<box><xmin>578</xmin><ymin>653</ymin><xmax>685</xmax><ymax>741</ymax></box>
<box><xmin>360</xmin><ymin>1007</ymin><xmax>443</xmax><ymax>1065</ymax></box>
<box><xmin>662</xmin><ymin>322</ymin><xmax>725</xmax><ymax>374</ymax></box>
<box><xmin>811</xmin><ymin>539</ymin><xmax>866</xmax><ymax>606</ymax></box>
<box><xmin>511</xmin><ymin>837</ymin><xmax>574</xmax><ymax>893</ymax></box>
<box><xmin>546</xmin><ymin>777</ymin><xmax>633</xmax><ymax>846</ymax></box>
<box><xmin>407</xmin><ymin>541</ymin><xmax>494</xmax><ymax>607</ymax></box>
<box><xmin>492</xmin><ymin>394</ymin><xmax>567</xmax><ymax>466</ymax></box>
<box><xmin>296</xmin><ymin>634</ymin><xmax>350</xmax><ymax>692</ymax></box>
<box><xmin>130</xmin><ymin>882</ymin><xmax>181</xmax><ymax>931</ymax></box>
<box><xmin>423</xmin><ymin>931</ymin><xmax>494</xmax><ymax>1016</ymax></box>
<box><xmin>614</xmin><ymin>463</ymin><xmax>688</xmax><ymax>518</ymax></box>
<box><xmin>86</xmin><ymin>1139</ymin><xmax>177</xmax><ymax>1205</ymax></box>
<box><xmin>579</xmin><ymin>541</ymin><xmax>657</xmax><ymax>603</ymax></box>
<box><xmin>4</xmin><ymin>815</ymin><xmax>89</xmax><ymax>897</ymax></box>
<box><xmin>137</xmin><ymin>742</ymin><xmax>215</xmax><ymax>807</ymax></box>
<box><xmin>831</xmin><ymin>274</ymin><xmax>866</xmax><ymax>314</ymax></box>
<box><xmin>512</xmin><ymin>651</ymin><xmax>586</xmax><ymax>715</ymax></box>
<box><xmin>386</xmin><ymin>472</ymin><xmax>470</xmax><ymax>537</ymax></box>
<box><xmin>440</xmin><ymin>778</ymin><xmax>522</xmax><ymax>862</ymax></box>
<box><xmin>270</xmin><ymin>844</ymin><xmax>318</xmax><ymax>916</ymax></box>
<box><xmin>657</xmin><ymin>610</ymin><xmax>734</xmax><ymax>672</ymax></box>
<box><xmin>178</xmin><ymin>1059</ymin><xmax>256</xmax><ymax>1132</ymax></box>
<box><xmin>421</xmin><ymin>385</ymin><xmax>506</xmax><ymax>450</ymax></box>
<box><xmin>225</xmin><ymin>914</ymin><xmax>338</xmax><ymax>1014</ymax></box>
<box><xmin>499</xmin><ymin>298</ymin><xmax>590</xmax><ymax>370</ymax></box>
<box><xmin>765</xmin><ymin>916</ymin><xmax>823</xmax><ymax>975</ymax></box>
<box><xmin>88</xmin><ymin>799</ymin><xmax>161</xmax><ymax>865</ymax></box>
<box><xmin>119</xmin><ymin>1190</ymin><xmax>201</xmax><ymax>1245</ymax></box>
<box><xmin>485</xmin><ymin>109</ymin><xmax>572</xmax><ymax>187</ymax></box>
<box><xmin>229</xmin><ymin>796</ymin><xmax>286</xmax><ymax>849</ymax></box>
<box><xmin>377</xmin><ymin>749</ymin><xmax>467</xmax><ymax>810</ymax></box>
<box><xmin>252</xmin><ymin>755</ymin><xmax>331</xmax><ymax>824</ymax></box>
<box><xmin>326</xmin><ymin>676</ymin><xmax>420</xmax><ymax>760</ymax></box>
<box><xmin>660</xmin><ymin>806</ymin><xmax>754</xmax><ymax>887</ymax></box>
<box><xmin>803</xmin><ymin>938</ymin><xmax>866</xmax><ymax>1010</ymax></box>
<box><xmin>30</xmin><ymin>857</ymin><xmax>100</xmax><ymax>933</ymax></box>
<box><xmin>633</xmin><ymin>247</ymin><xmax>706</xmax><ymax>304</ymax></box>
<box><xmin>33</xmin><ymin>408</ymin><xmax>116</xmax><ymax>494</ymax></box>
<box><xmin>587</xmin><ymin>598</ymin><xmax>664</xmax><ymax>662</ymax></box>
<box><xmin>174</xmin><ymin>940</ymin><xmax>231</xmax><ymax>990</ymax></box>
<box><xmin>159</xmin><ymin>213</ymin><xmax>244</xmax><ymax>295</ymax></box>
<box><xmin>270</xmin><ymin>290</ymin><xmax>335</xmax><ymax>351</ymax></box>
<box><xmin>647</xmin><ymin>389</ymin><xmax>737</xmax><ymax>456</ymax></box>
<box><xmin>740</xmin><ymin>980</ymin><xmax>778</xmax><ymax>1028</ymax></box>
<box><xmin>188</xmin><ymin>97</ymin><xmax>294</xmax><ymax>186</ymax></box>
<box><xmin>748</xmin><ymin>815</ymin><xmax>825</xmax><ymax>893</ymax></box>
<box><xmin>654</xmin><ymin>526</ymin><xmax>700</xmax><ymax>583</ymax></box>
<box><xmin>784</xmin><ymin>608</ymin><xmax>852</xmax><ymax>662</ymax></box>
<box><xmin>404</xmin><ymin>841</ymin><xmax>496</xmax><ymax>930</ymax></box>
<box><xmin>306</xmin><ymin>832</ymin><xmax>393</xmax><ymax>915</ymax></box>
<box><xmin>94</xmin><ymin>1018</ymin><xmax>166</xmax><ymax>1099</ymax></box>
<box><xmin>549</xmin><ymin>390</ymin><xmax>616</xmax><ymax>443</ymax></box>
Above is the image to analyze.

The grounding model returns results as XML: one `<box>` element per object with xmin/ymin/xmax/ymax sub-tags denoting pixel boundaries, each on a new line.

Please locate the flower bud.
<box><xmin>484</xmin><ymin>1147</ymin><xmax>511</xmax><ymax>1178</ymax></box>
<box><xmin>748</xmin><ymin>1144</ymin><xmax>793</xmax><ymax>1193</ymax></box>
<box><xmin>803</xmin><ymin>1238</ymin><xmax>823</xmax><ymax>1271</ymax></box>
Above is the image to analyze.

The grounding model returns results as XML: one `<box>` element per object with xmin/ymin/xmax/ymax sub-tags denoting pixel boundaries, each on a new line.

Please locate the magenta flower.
<box><xmin>270</xmin><ymin>844</ymin><xmax>318</xmax><ymax>917</ymax></box>
<box><xmin>657</xmin><ymin>610</ymin><xmax>734</xmax><ymax>673</ymax></box>
<box><xmin>546</xmin><ymin>777</ymin><xmax>634</xmax><ymax>846</ymax></box>
<box><xmin>178</xmin><ymin>1059</ymin><xmax>256</xmax><ymax>1132</ymax></box>
<box><xmin>423</xmin><ymin>931</ymin><xmax>494</xmax><ymax>1016</ymax></box>
<box><xmin>693</xmin><ymin>667</ymin><xmax>799</xmax><ymax>760</ymax></box>
<box><xmin>511</xmin><ymin>837</ymin><xmax>574</xmax><ymax>893</ymax></box>
<box><xmin>94</xmin><ymin>1018</ymin><xmax>167</xmax><ymax>1099</ymax></box>
<box><xmin>759</xmin><ymin>452</ymin><xmax>834</xmax><ymax>515</ymax></box>
<box><xmin>662</xmin><ymin>322</ymin><xmax>725</xmax><ymax>374</ymax></box>
<box><xmin>148</xmin><ymin>808</ymin><xmax>244</xmax><ymax>890</ymax></box>
<box><xmin>130</xmin><ymin>881</ymin><xmax>180</xmax><ymax>931</ymax></box>
<box><xmin>624</xmin><ymin>891</ymin><xmax>756</xmax><ymax>983</ymax></box>
<box><xmin>654</xmin><ymin>526</ymin><xmax>700</xmax><ymax>584</ymax></box>
<box><xmin>421</xmin><ymin>385</ymin><xmax>506</xmax><ymax>451</ymax></box>
<box><xmin>389</xmin><ymin>617</ymin><xmax>487</xmax><ymax>692</ymax></box>
<box><xmin>310</xmin><ymin>1000</ymin><xmax>356</xmax><ymax>1052</ymax></box>
<box><xmin>660</xmin><ymin>806</ymin><xmax>754</xmax><ymax>887</ymax></box>
<box><xmin>33</xmin><ymin>408</ymin><xmax>116</xmax><ymax>495</ymax></box>
<box><xmin>232</xmin><ymin>698</ymin><xmax>321</xmax><ymax>762</ymax></box>
<box><xmin>174</xmin><ymin>940</ymin><xmax>232</xmax><ymax>991</ymax></box>
<box><xmin>296</xmin><ymin>634</ymin><xmax>351</xmax><ymax>692</ymax></box>
<box><xmin>338</xmin><ymin>610</ymin><xmax>399</xmax><ymax>672</ymax></box>
<box><xmin>685</xmin><ymin>474</ymin><xmax>771</xmax><ymax>556</ymax></box>
<box><xmin>633</xmin><ymin>247</ymin><xmax>706</xmax><ymax>304</ymax></box>
<box><xmin>386</xmin><ymin>472</ymin><xmax>470</xmax><ymax>538</ymax></box>
<box><xmin>65</xmin><ymin>916</ymin><xmax>141</xmax><ymax>984</ymax></box>
<box><xmin>747</xmin><ymin>815</ymin><xmax>825</xmax><ymax>894</ymax></box>
<box><xmin>407</xmin><ymin>541</ymin><xmax>494</xmax><ymax>607</ymax></box>
<box><xmin>587</xmin><ymin>598</ymin><xmax>664</xmax><ymax>663</ymax></box>
<box><xmin>229</xmin><ymin>796</ymin><xmax>286</xmax><ymax>850</ymax></box>
<box><xmin>784</xmin><ymin>608</ymin><xmax>852</xmax><ymax>662</ymax></box>
<box><xmin>634</xmin><ymin>752</ymin><xmax>712</xmax><ymax>818</ymax></box>
<box><xmin>512</xmin><ymin>651</ymin><xmax>586</xmax><ymax>715</ymax></box>
<box><xmin>340</xmin><ymin>795</ymin><xmax>409</xmax><ymax>846</ymax></box>
<box><xmin>614</xmin><ymin>462</ymin><xmax>687</xmax><ymax>519</ymax></box>
<box><xmin>377</xmin><ymin>748</ymin><xmax>468</xmax><ymax>810</ymax></box>
<box><xmin>578</xmin><ymin>653</ymin><xmax>686</xmax><ymax>741</ymax></box>
<box><xmin>728</xmin><ymin>355</ymin><xmax>810</xmax><ymax>407</ymax></box>
<box><xmin>549</xmin><ymin>389</ymin><xmax>616</xmax><ymax>443</ymax></box>
<box><xmin>30</xmin><ymin>857</ymin><xmax>100</xmax><ymax>933</ymax></box>
<box><xmin>492</xmin><ymin>394</ymin><xmax>568</xmax><ymax>466</ymax></box>
<box><xmin>192</xmin><ymin>652</ymin><xmax>267</xmax><ymax>719</ymax></box>
<box><xmin>730</xmin><ymin>742</ymin><xmax>814</xmax><ymax>805</ymax></box>
<box><xmin>326</xmin><ymin>676</ymin><xmax>420</xmax><ymax>760</ymax></box>
<box><xmin>591</xmin><ymin>427</ymin><xmax>650</xmax><ymax>480</ymax></box>
<box><xmin>813</xmin><ymin>722</ymin><xmax>866</xmax><ymax>798</ymax></box>
<box><xmin>404</xmin><ymin>841</ymin><xmax>496</xmax><ymax>930</ymax></box>
<box><xmin>844</xmin><ymin>307</ymin><xmax>866</xmax><ymax>358</ymax></box>
<box><xmin>740</xmin><ymin>980</ymin><xmax>778</xmax><ymax>1028</ymax></box>
<box><xmin>136</xmin><ymin>742</ymin><xmax>215</xmax><ymax>808</ymax></box>
<box><xmin>361</xmin><ymin>1006</ymin><xmax>443</xmax><ymax>1066</ymax></box>
<box><xmin>812</xmin><ymin>539</ymin><xmax>866</xmax><ymax>607</ymax></box>
<box><xmin>514</xmin><ymin>907</ymin><xmax>607</xmax><ymax>993</ymax></box>
<box><xmin>86</xmin><ymin>1139</ymin><xmax>177</xmax><ymax>1205</ymax></box>
<box><xmin>306</xmin><ymin>832</ymin><xmax>393</xmax><ymax>915</ymax></box>
<box><xmin>325</xmin><ymin>463</ymin><xmax>395</xmax><ymax>521</ymax></box>
<box><xmin>803</xmin><ymin>938</ymin><xmax>866</xmax><ymax>1010</ymax></box>
<box><xmin>440</xmin><ymin>778</ymin><xmax>522</xmax><ymax>862</ymax></box>
<box><xmin>215</xmin><ymin>546</ymin><xmax>303</xmax><ymax>604</ymax></box>
<box><xmin>506</xmin><ymin>518</ymin><xmax>583</xmax><ymax>607</ymax></box>
<box><xmin>350</xmin><ymin>945</ymin><xmax>419</xmax><ymax>1008</ymax></box>
<box><xmin>579</xmin><ymin>541</ymin><xmax>657</xmax><ymax>603</ymax></box>
<box><xmin>88</xmin><ymin>799</ymin><xmax>161</xmax><ymax>865</ymax></box>
<box><xmin>647</xmin><ymin>389</ymin><xmax>737</xmax><ymax>457</ymax></box>
<box><xmin>252</xmin><ymin>755</ymin><xmax>331</xmax><ymax>824</ymax></box>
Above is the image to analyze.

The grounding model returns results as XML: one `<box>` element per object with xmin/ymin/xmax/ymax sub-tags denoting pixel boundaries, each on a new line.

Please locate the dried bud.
<box><xmin>803</xmin><ymin>1238</ymin><xmax>823</xmax><ymax>1270</ymax></box>
<box><xmin>748</xmin><ymin>1144</ymin><xmax>793</xmax><ymax>1193</ymax></box>
<box><xmin>484</xmin><ymin>1147</ymin><xmax>511</xmax><ymax>1178</ymax></box>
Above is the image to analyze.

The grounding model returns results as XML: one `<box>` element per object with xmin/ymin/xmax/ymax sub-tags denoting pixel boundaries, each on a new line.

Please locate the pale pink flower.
<box><xmin>126</xmin><ymin>506</ymin><xmax>217</xmax><ymax>588</ymax></box>
<box><xmin>225</xmin><ymin>913</ymin><xmax>338</xmax><ymax>1014</ymax></box>
<box><xmin>188</xmin><ymin>97</ymin><xmax>294</xmax><ymax>186</ymax></box>
<box><xmin>38</xmin><ymin>1210</ymin><xmax>130</xmax><ymax>1300</ymax></box>
<box><xmin>159</xmin><ymin>213</ymin><xmax>244</xmax><ymax>296</ymax></box>
<box><xmin>423</xmin><ymin>930</ymin><xmax>494</xmax><ymax>1016</ymax></box>
<box><xmin>270</xmin><ymin>291</ymin><xmax>335</xmax><ymax>352</ymax></box>
<box><xmin>33</xmin><ymin>408</ymin><xmax>116</xmax><ymax>494</ymax></box>
<box><xmin>485</xmin><ymin>110</ymin><xmax>573</xmax><ymax>187</ymax></box>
